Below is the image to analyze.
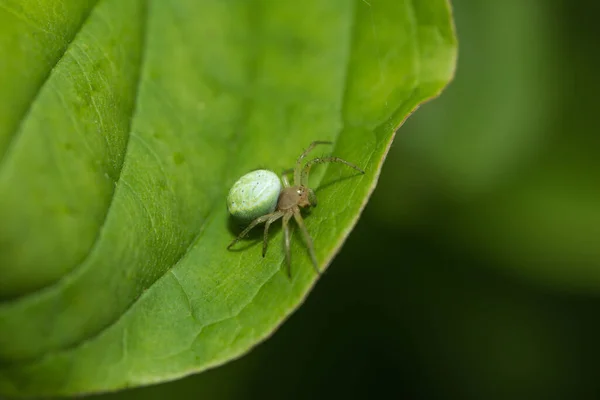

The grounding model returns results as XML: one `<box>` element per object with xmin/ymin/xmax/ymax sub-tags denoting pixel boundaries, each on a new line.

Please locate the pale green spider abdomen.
<box><xmin>227</xmin><ymin>169</ymin><xmax>282</xmax><ymax>222</ymax></box>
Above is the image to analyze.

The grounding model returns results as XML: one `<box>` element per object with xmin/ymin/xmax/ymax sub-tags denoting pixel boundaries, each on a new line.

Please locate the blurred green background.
<box><xmin>93</xmin><ymin>0</ymin><xmax>600</xmax><ymax>399</ymax></box>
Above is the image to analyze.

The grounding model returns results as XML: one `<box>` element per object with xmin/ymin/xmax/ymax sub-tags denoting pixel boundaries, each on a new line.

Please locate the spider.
<box><xmin>227</xmin><ymin>141</ymin><xmax>364</xmax><ymax>277</ymax></box>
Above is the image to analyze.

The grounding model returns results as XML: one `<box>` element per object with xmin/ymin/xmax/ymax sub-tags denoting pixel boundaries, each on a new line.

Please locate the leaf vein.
<box><xmin>0</xmin><ymin>0</ymin><xmax>149</xmax><ymax>308</ymax></box>
<box><xmin>0</xmin><ymin>0</ymin><xmax>100</xmax><ymax>167</ymax></box>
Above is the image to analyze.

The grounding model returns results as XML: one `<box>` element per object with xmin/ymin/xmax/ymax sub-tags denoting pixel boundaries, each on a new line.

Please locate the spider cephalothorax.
<box><xmin>227</xmin><ymin>141</ymin><xmax>364</xmax><ymax>276</ymax></box>
<box><xmin>277</xmin><ymin>186</ymin><xmax>314</xmax><ymax>210</ymax></box>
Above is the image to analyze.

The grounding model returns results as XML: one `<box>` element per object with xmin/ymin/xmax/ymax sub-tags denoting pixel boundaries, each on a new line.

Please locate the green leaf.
<box><xmin>0</xmin><ymin>0</ymin><xmax>456</xmax><ymax>396</ymax></box>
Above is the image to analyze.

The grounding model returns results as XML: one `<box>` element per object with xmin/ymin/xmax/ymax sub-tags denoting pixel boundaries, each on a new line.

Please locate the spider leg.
<box><xmin>294</xmin><ymin>141</ymin><xmax>332</xmax><ymax>185</ymax></box>
<box><xmin>292</xmin><ymin>207</ymin><xmax>320</xmax><ymax>275</ymax></box>
<box><xmin>228</xmin><ymin>213</ymin><xmax>274</xmax><ymax>249</ymax></box>
<box><xmin>281</xmin><ymin>172</ymin><xmax>291</xmax><ymax>188</ymax></box>
<box><xmin>282</xmin><ymin>213</ymin><xmax>293</xmax><ymax>277</ymax></box>
<box><xmin>262</xmin><ymin>211</ymin><xmax>284</xmax><ymax>257</ymax></box>
<box><xmin>301</xmin><ymin>156</ymin><xmax>364</xmax><ymax>187</ymax></box>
